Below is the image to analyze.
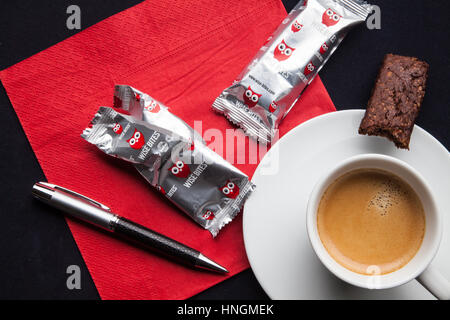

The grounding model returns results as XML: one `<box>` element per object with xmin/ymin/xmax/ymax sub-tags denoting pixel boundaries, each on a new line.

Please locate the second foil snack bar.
<box><xmin>212</xmin><ymin>0</ymin><xmax>373</xmax><ymax>143</ymax></box>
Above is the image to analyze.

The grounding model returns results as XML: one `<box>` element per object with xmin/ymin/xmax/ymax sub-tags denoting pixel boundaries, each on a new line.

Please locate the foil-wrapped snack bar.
<box><xmin>212</xmin><ymin>0</ymin><xmax>373</xmax><ymax>143</ymax></box>
<box><xmin>82</xmin><ymin>86</ymin><xmax>255</xmax><ymax>237</ymax></box>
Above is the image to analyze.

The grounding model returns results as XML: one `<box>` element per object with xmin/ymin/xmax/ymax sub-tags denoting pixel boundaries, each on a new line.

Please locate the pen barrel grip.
<box><xmin>114</xmin><ymin>217</ymin><xmax>199</xmax><ymax>265</ymax></box>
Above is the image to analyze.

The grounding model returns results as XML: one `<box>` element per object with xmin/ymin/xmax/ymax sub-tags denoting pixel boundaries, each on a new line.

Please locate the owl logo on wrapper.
<box><xmin>144</xmin><ymin>100</ymin><xmax>161</xmax><ymax>114</ymax></box>
<box><xmin>186</xmin><ymin>138</ymin><xmax>195</xmax><ymax>151</ymax></box>
<box><xmin>291</xmin><ymin>20</ymin><xmax>303</xmax><ymax>33</ymax></box>
<box><xmin>112</xmin><ymin>123</ymin><xmax>123</xmax><ymax>134</ymax></box>
<box><xmin>243</xmin><ymin>86</ymin><xmax>261</xmax><ymax>108</ymax></box>
<box><xmin>274</xmin><ymin>39</ymin><xmax>295</xmax><ymax>61</ymax></box>
<box><xmin>168</xmin><ymin>160</ymin><xmax>191</xmax><ymax>178</ymax></box>
<box><xmin>304</xmin><ymin>61</ymin><xmax>316</xmax><ymax>76</ymax></box>
<box><xmin>126</xmin><ymin>128</ymin><xmax>145</xmax><ymax>150</ymax></box>
<box><xmin>322</xmin><ymin>8</ymin><xmax>341</xmax><ymax>27</ymax></box>
<box><xmin>320</xmin><ymin>42</ymin><xmax>329</xmax><ymax>55</ymax></box>
<box><xmin>269</xmin><ymin>101</ymin><xmax>278</xmax><ymax>113</ymax></box>
<box><xmin>156</xmin><ymin>185</ymin><xmax>166</xmax><ymax>195</ymax></box>
<box><xmin>202</xmin><ymin>210</ymin><xmax>215</xmax><ymax>221</ymax></box>
<box><xmin>220</xmin><ymin>180</ymin><xmax>240</xmax><ymax>199</ymax></box>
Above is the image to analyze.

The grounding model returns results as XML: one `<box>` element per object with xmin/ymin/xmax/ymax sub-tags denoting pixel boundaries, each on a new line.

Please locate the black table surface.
<box><xmin>0</xmin><ymin>0</ymin><xmax>449</xmax><ymax>300</ymax></box>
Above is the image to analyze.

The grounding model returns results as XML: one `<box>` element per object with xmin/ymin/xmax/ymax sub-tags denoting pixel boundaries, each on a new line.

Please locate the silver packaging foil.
<box><xmin>82</xmin><ymin>86</ymin><xmax>255</xmax><ymax>237</ymax></box>
<box><xmin>212</xmin><ymin>0</ymin><xmax>373</xmax><ymax>143</ymax></box>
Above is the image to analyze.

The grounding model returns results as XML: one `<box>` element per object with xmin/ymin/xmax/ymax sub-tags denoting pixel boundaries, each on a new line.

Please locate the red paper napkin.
<box><xmin>1</xmin><ymin>0</ymin><xmax>335</xmax><ymax>299</ymax></box>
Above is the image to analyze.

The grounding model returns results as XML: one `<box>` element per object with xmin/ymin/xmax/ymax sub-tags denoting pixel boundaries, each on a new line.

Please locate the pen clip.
<box><xmin>38</xmin><ymin>182</ymin><xmax>111</xmax><ymax>211</ymax></box>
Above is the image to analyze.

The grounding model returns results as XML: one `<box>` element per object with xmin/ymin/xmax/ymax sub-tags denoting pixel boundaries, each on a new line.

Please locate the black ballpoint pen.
<box><xmin>31</xmin><ymin>182</ymin><xmax>228</xmax><ymax>273</ymax></box>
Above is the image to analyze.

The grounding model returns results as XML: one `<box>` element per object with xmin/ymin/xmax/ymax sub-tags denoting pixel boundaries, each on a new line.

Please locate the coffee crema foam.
<box><xmin>317</xmin><ymin>169</ymin><xmax>425</xmax><ymax>275</ymax></box>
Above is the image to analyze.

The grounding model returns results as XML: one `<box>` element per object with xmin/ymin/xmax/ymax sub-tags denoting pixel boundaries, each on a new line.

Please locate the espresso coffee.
<box><xmin>317</xmin><ymin>169</ymin><xmax>425</xmax><ymax>275</ymax></box>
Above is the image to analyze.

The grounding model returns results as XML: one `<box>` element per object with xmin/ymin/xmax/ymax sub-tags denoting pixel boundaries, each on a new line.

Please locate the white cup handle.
<box><xmin>417</xmin><ymin>264</ymin><xmax>450</xmax><ymax>300</ymax></box>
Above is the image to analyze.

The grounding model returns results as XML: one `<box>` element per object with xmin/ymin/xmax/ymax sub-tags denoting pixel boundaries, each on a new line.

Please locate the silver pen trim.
<box><xmin>32</xmin><ymin>182</ymin><xmax>118</xmax><ymax>231</ymax></box>
<box><xmin>195</xmin><ymin>253</ymin><xmax>229</xmax><ymax>273</ymax></box>
<box><xmin>38</xmin><ymin>182</ymin><xmax>111</xmax><ymax>211</ymax></box>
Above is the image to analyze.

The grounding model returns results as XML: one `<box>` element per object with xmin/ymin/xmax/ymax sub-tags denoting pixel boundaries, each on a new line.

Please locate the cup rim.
<box><xmin>306</xmin><ymin>153</ymin><xmax>442</xmax><ymax>290</ymax></box>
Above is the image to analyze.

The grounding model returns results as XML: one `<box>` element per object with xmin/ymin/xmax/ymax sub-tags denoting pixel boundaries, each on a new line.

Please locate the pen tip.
<box><xmin>196</xmin><ymin>253</ymin><xmax>229</xmax><ymax>273</ymax></box>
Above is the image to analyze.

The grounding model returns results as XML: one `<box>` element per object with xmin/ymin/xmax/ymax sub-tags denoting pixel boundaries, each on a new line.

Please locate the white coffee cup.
<box><xmin>306</xmin><ymin>154</ymin><xmax>450</xmax><ymax>299</ymax></box>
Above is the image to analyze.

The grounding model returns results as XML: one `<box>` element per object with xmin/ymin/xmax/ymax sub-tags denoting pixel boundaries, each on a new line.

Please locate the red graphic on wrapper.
<box><xmin>274</xmin><ymin>39</ymin><xmax>295</xmax><ymax>62</ymax></box>
<box><xmin>126</xmin><ymin>128</ymin><xmax>145</xmax><ymax>150</ymax></box>
<box><xmin>220</xmin><ymin>180</ymin><xmax>239</xmax><ymax>199</ymax></box>
<box><xmin>186</xmin><ymin>138</ymin><xmax>195</xmax><ymax>151</ymax></box>
<box><xmin>112</xmin><ymin>123</ymin><xmax>123</xmax><ymax>134</ymax></box>
<box><xmin>243</xmin><ymin>86</ymin><xmax>261</xmax><ymax>108</ymax></box>
<box><xmin>202</xmin><ymin>210</ymin><xmax>215</xmax><ymax>221</ymax></box>
<box><xmin>291</xmin><ymin>20</ymin><xmax>303</xmax><ymax>33</ymax></box>
<box><xmin>269</xmin><ymin>101</ymin><xmax>278</xmax><ymax>113</ymax></box>
<box><xmin>322</xmin><ymin>8</ymin><xmax>341</xmax><ymax>27</ymax></box>
<box><xmin>156</xmin><ymin>185</ymin><xmax>166</xmax><ymax>195</ymax></box>
<box><xmin>168</xmin><ymin>160</ymin><xmax>191</xmax><ymax>178</ymax></box>
<box><xmin>144</xmin><ymin>100</ymin><xmax>161</xmax><ymax>114</ymax></box>
<box><xmin>135</xmin><ymin>93</ymin><xmax>141</xmax><ymax>101</ymax></box>
<box><xmin>320</xmin><ymin>42</ymin><xmax>329</xmax><ymax>55</ymax></box>
<box><xmin>304</xmin><ymin>61</ymin><xmax>316</xmax><ymax>76</ymax></box>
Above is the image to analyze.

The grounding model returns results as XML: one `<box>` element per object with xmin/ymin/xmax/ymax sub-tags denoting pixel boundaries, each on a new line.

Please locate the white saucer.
<box><xmin>243</xmin><ymin>110</ymin><xmax>450</xmax><ymax>300</ymax></box>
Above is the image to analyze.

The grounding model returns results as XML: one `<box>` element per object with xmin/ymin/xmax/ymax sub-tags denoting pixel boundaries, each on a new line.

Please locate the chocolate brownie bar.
<box><xmin>359</xmin><ymin>54</ymin><xmax>429</xmax><ymax>149</ymax></box>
